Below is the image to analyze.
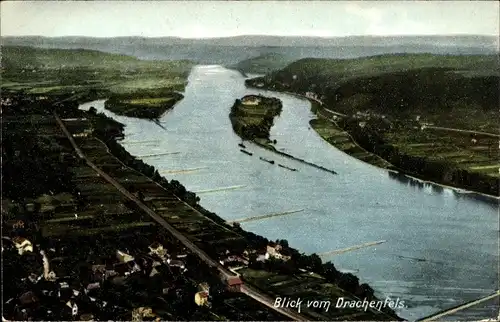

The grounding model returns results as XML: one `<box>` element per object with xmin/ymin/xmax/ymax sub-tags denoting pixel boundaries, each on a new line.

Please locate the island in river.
<box><xmin>229</xmin><ymin>94</ymin><xmax>282</xmax><ymax>145</ymax></box>
<box><xmin>245</xmin><ymin>53</ymin><xmax>500</xmax><ymax>197</ymax></box>
<box><xmin>105</xmin><ymin>90</ymin><xmax>184</xmax><ymax>119</ymax></box>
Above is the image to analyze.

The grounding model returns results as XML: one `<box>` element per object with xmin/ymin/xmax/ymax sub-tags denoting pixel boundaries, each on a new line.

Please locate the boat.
<box><xmin>259</xmin><ymin>157</ymin><xmax>275</xmax><ymax>164</ymax></box>
<box><xmin>238</xmin><ymin>142</ymin><xmax>246</xmax><ymax>149</ymax></box>
<box><xmin>278</xmin><ymin>164</ymin><xmax>297</xmax><ymax>171</ymax></box>
<box><xmin>240</xmin><ymin>149</ymin><xmax>253</xmax><ymax>156</ymax></box>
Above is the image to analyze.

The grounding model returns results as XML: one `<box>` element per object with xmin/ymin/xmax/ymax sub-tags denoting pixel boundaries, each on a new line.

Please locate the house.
<box><xmin>256</xmin><ymin>254</ymin><xmax>267</xmax><ymax>262</ymax></box>
<box><xmin>116</xmin><ymin>250</ymin><xmax>134</xmax><ymax>263</ymax></box>
<box><xmin>471</xmin><ymin>138</ymin><xmax>477</xmax><ymax>144</ymax></box>
<box><xmin>359</xmin><ymin>121</ymin><xmax>367</xmax><ymax>128</ymax></box>
<box><xmin>12</xmin><ymin>237</ymin><xmax>33</xmax><ymax>255</ymax></box>
<box><xmin>241</xmin><ymin>95</ymin><xmax>261</xmax><ymax>106</ymax></box>
<box><xmin>305</xmin><ymin>92</ymin><xmax>318</xmax><ymax>100</ymax></box>
<box><xmin>194</xmin><ymin>291</ymin><xmax>210</xmax><ymax>307</ymax></box>
<box><xmin>132</xmin><ymin>307</ymin><xmax>157</xmax><ymax>322</ymax></box>
<box><xmin>65</xmin><ymin>300</ymin><xmax>78</xmax><ymax>317</ymax></box>
<box><xmin>265</xmin><ymin>245</ymin><xmax>291</xmax><ymax>261</ymax></box>
<box><xmin>226</xmin><ymin>276</ymin><xmax>243</xmax><ymax>292</ymax></box>
<box><xmin>148</xmin><ymin>242</ymin><xmax>168</xmax><ymax>260</ymax></box>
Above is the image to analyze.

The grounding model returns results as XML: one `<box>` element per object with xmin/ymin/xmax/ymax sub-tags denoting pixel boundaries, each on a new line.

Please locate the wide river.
<box><xmin>81</xmin><ymin>65</ymin><xmax>499</xmax><ymax>321</ymax></box>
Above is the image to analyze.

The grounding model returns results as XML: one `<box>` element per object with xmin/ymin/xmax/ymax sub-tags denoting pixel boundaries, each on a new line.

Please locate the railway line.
<box><xmin>54</xmin><ymin>111</ymin><xmax>309</xmax><ymax>321</ymax></box>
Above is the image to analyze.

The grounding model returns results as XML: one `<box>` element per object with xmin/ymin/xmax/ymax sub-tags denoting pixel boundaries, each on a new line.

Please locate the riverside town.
<box><xmin>1</xmin><ymin>1</ymin><xmax>499</xmax><ymax>321</ymax></box>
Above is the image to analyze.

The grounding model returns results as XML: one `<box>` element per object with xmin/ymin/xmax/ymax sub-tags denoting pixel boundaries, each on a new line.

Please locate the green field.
<box><xmin>1</xmin><ymin>45</ymin><xmax>193</xmax><ymax>99</ymax></box>
<box><xmin>126</xmin><ymin>97</ymin><xmax>174</xmax><ymax>106</ymax></box>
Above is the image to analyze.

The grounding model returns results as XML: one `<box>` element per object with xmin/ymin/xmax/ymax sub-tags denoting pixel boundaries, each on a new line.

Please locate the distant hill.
<box><xmin>230</xmin><ymin>53</ymin><xmax>294</xmax><ymax>74</ymax></box>
<box><xmin>1</xmin><ymin>46</ymin><xmax>137</xmax><ymax>70</ymax></box>
<box><xmin>1</xmin><ymin>35</ymin><xmax>498</xmax><ymax>68</ymax></box>
<box><xmin>2</xmin><ymin>34</ymin><xmax>499</xmax><ymax>48</ymax></box>
<box><xmin>276</xmin><ymin>53</ymin><xmax>500</xmax><ymax>86</ymax></box>
<box><xmin>263</xmin><ymin>53</ymin><xmax>500</xmax><ymax>113</ymax></box>
<box><xmin>1</xmin><ymin>45</ymin><xmax>192</xmax><ymax>72</ymax></box>
<box><xmin>1</xmin><ymin>46</ymin><xmax>193</xmax><ymax>96</ymax></box>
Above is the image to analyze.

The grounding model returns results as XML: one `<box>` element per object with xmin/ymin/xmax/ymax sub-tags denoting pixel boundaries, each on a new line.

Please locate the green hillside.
<box><xmin>1</xmin><ymin>46</ymin><xmax>193</xmax><ymax>100</ymax></box>
<box><xmin>1</xmin><ymin>46</ymin><xmax>138</xmax><ymax>70</ymax></box>
<box><xmin>231</xmin><ymin>53</ymin><xmax>294</xmax><ymax>74</ymax></box>
<box><xmin>277</xmin><ymin>54</ymin><xmax>499</xmax><ymax>83</ymax></box>
<box><xmin>247</xmin><ymin>53</ymin><xmax>500</xmax><ymax>195</ymax></box>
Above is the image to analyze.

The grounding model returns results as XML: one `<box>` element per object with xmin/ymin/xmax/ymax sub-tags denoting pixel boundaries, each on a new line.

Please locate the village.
<box><xmin>2</xmin><ymin>91</ymin><xmax>399</xmax><ymax>321</ymax></box>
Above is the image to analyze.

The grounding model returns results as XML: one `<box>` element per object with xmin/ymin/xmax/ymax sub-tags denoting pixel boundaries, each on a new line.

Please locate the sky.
<box><xmin>1</xmin><ymin>1</ymin><xmax>499</xmax><ymax>38</ymax></box>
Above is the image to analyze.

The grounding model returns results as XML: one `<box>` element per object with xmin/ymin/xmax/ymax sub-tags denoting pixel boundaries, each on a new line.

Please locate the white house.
<box><xmin>116</xmin><ymin>250</ymin><xmax>134</xmax><ymax>263</ymax></box>
<box><xmin>265</xmin><ymin>245</ymin><xmax>291</xmax><ymax>261</ymax></box>
<box><xmin>13</xmin><ymin>237</ymin><xmax>33</xmax><ymax>255</ymax></box>
<box><xmin>241</xmin><ymin>95</ymin><xmax>261</xmax><ymax>106</ymax></box>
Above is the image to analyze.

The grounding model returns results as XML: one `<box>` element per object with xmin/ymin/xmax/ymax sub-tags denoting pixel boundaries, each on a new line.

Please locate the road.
<box><xmin>54</xmin><ymin>112</ymin><xmax>309</xmax><ymax>321</ymax></box>
<box><xmin>422</xmin><ymin>125</ymin><xmax>500</xmax><ymax>138</ymax></box>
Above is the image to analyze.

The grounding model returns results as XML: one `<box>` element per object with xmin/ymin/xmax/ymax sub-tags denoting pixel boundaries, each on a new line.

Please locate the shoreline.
<box><xmin>78</xmin><ymin>97</ymin><xmax>401</xmax><ymax>321</ymax></box>
<box><xmin>245</xmin><ymin>82</ymin><xmax>500</xmax><ymax>200</ymax></box>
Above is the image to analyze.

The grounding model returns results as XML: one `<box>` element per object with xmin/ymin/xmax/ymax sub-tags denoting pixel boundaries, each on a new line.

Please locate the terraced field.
<box><xmin>385</xmin><ymin>128</ymin><xmax>499</xmax><ymax>178</ymax></box>
<box><xmin>310</xmin><ymin>117</ymin><xmax>393</xmax><ymax>169</ymax></box>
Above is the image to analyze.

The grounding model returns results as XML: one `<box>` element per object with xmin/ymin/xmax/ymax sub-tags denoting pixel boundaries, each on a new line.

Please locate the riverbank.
<box><xmin>245</xmin><ymin>77</ymin><xmax>500</xmax><ymax>198</ymax></box>
<box><xmin>79</xmin><ymin>95</ymin><xmax>400</xmax><ymax>320</ymax></box>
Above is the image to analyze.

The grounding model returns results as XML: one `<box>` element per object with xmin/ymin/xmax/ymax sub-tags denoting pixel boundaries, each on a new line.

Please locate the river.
<box><xmin>80</xmin><ymin>65</ymin><xmax>499</xmax><ymax>321</ymax></box>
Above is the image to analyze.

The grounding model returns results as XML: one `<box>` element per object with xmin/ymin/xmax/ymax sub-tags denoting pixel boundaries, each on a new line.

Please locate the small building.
<box><xmin>65</xmin><ymin>300</ymin><xmax>78</xmax><ymax>317</ymax></box>
<box><xmin>194</xmin><ymin>291</ymin><xmax>210</xmax><ymax>307</ymax></box>
<box><xmin>13</xmin><ymin>237</ymin><xmax>33</xmax><ymax>255</ymax></box>
<box><xmin>131</xmin><ymin>307</ymin><xmax>156</xmax><ymax>322</ymax></box>
<box><xmin>227</xmin><ymin>276</ymin><xmax>243</xmax><ymax>292</ymax></box>
<box><xmin>471</xmin><ymin>138</ymin><xmax>477</xmax><ymax>144</ymax></box>
<box><xmin>116</xmin><ymin>250</ymin><xmax>134</xmax><ymax>263</ymax></box>
<box><xmin>265</xmin><ymin>245</ymin><xmax>291</xmax><ymax>261</ymax></box>
<box><xmin>241</xmin><ymin>95</ymin><xmax>261</xmax><ymax>106</ymax></box>
<box><xmin>359</xmin><ymin>121</ymin><xmax>367</xmax><ymax>128</ymax></box>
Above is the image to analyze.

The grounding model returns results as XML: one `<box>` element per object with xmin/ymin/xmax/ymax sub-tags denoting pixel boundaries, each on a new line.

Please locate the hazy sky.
<box><xmin>1</xmin><ymin>1</ymin><xmax>499</xmax><ymax>38</ymax></box>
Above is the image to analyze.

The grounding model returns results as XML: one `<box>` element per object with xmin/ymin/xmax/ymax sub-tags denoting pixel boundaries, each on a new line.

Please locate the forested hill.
<box><xmin>267</xmin><ymin>53</ymin><xmax>500</xmax><ymax>114</ymax></box>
